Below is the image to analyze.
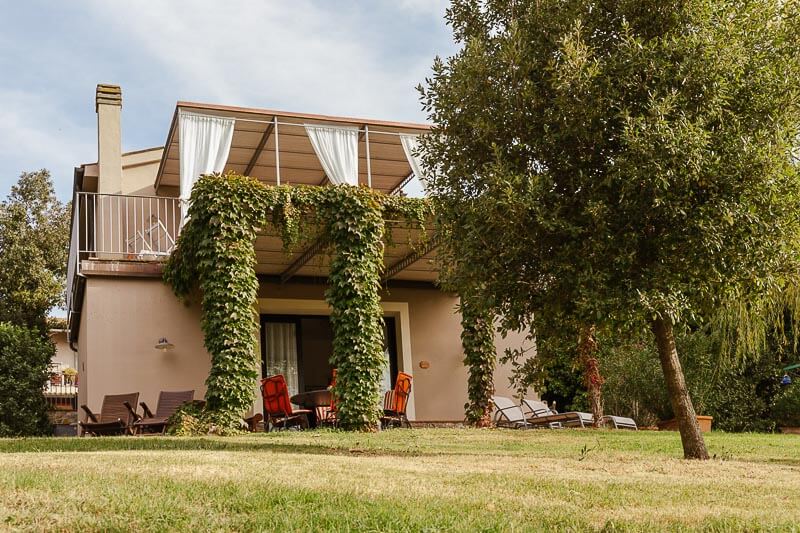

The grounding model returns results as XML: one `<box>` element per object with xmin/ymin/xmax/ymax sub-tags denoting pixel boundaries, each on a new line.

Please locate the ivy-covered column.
<box><xmin>322</xmin><ymin>187</ymin><xmax>387</xmax><ymax>431</ymax></box>
<box><xmin>460</xmin><ymin>293</ymin><xmax>496</xmax><ymax>427</ymax></box>
<box><xmin>165</xmin><ymin>174</ymin><xmax>269</xmax><ymax>430</ymax></box>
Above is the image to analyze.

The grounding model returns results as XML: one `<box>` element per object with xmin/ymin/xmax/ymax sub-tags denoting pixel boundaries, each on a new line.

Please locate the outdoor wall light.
<box><xmin>155</xmin><ymin>337</ymin><xmax>175</xmax><ymax>351</ymax></box>
<box><xmin>419</xmin><ymin>360</ymin><xmax>430</xmax><ymax>369</ymax></box>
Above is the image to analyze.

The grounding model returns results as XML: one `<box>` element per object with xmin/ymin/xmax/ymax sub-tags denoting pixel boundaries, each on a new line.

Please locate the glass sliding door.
<box><xmin>260</xmin><ymin>314</ymin><xmax>399</xmax><ymax>398</ymax></box>
<box><xmin>261</xmin><ymin>318</ymin><xmax>302</xmax><ymax>397</ymax></box>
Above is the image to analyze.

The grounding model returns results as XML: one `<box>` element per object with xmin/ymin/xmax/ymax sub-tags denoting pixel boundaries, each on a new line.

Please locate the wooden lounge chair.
<box><xmin>261</xmin><ymin>374</ymin><xmax>311</xmax><ymax>431</ymax></box>
<box><xmin>79</xmin><ymin>392</ymin><xmax>139</xmax><ymax>436</ymax></box>
<box><xmin>133</xmin><ymin>390</ymin><xmax>195</xmax><ymax>435</ymax></box>
<box><xmin>381</xmin><ymin>372</ymin><xmax>413</xmax><ymax>428</ymax></box>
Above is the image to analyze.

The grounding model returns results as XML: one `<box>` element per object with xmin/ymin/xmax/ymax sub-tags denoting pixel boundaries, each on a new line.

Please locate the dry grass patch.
<box><xmin>0</xmin><ymin>429</ymin><xmax>798</xmax><ymax>531</ymax></box>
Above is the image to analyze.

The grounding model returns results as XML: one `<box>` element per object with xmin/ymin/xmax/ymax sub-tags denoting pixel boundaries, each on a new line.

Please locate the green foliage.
<box><xmin>600</xmin><ymin>326</ymin><xmax>792</xmax><ymax>431</ymax></box>
<box><xmin>165</xmin><ymin>174</ymin><xmax>267</xmax><ymax>429</ymax></box>
<box><xmin>422</xmin><ymin>0</ymin><xmax>800</xmax><ymax>456</ymax></box>
<box><xmin>165</xmin><ymin>173</ymin><xmax>431</xmax><ymax>432</ymax></box>
<box><xmin>0</xmin><ymin>322</ymin><xmax>52</xmax><ymax>436</ymax></box>
<box><xmin>772</xmin><ymin>385</ymin><xmax>800</xmax><ymax>428</ymax></box>
<box><xmin>423</xmin><ymin>0</ymin><xmax>800</xmax><ymax>336</ymax></box>
<box><xmin>0</xmin><ymin>170</ymin><xmax>69</xmax><ymax>333</ymax></box>
<box><xmin>459</xmin><ymin>294</ymin><xmax>496</xmax><ymax>426</ymax></box>
<box><xmin>321</xmin><ymin>187</ymin><xmax>387</xmax><ymax>430</ymax></box>
<box><xmin>166</xmin><ymin>401</ymin><xmax>245</xmax><ymax>436</ymax></box>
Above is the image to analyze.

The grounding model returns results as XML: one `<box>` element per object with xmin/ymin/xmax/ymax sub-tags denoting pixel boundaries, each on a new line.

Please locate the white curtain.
<box><xmin>400</xmin><ymin>134</ymin><xmax>427</xmax><ymax>188</ymax></box>
<box><xmin>264</xmin><ymin>322</ymin><xmax>300</xmax><ymax>397</ymax></box>
<box><xmin>179</xmin><ymin>111</ymin><xmax>235</xmax><ymax>202</ymax></box>
<box><xmin>304</xmin><ymin>124</ymin><xmax>359</xmax><ymax>186</ymax></box>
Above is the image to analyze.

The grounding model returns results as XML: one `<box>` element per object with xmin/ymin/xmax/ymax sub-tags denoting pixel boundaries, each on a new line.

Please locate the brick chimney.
<box><xmin>95</xmin><ymin>84</ymin><xmax>122</xmax><ymax>193</ymax></box>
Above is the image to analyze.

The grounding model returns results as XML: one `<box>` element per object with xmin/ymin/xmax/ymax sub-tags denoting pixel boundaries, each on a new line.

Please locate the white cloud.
<box><xmin>83</xmin><ymin>0</ymin><xmax>447</xmax><ymax>121</ymax></box>
<box><xmin>398</xmin><ymin>0</ymin><xmax>450</xmax><ymax>17</ymax></box>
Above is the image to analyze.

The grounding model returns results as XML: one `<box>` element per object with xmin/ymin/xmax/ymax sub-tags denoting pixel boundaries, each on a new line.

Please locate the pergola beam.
<box><xmin>244</xmin><ymin>119</ymin><xmax>276</xmax><ymax>176</ymax></box>
<box><xmin>279</xmin><ymin>239</ymin><xmax>327</xmax><ymax>283</ymax></box>
<box><xmin>382</xmin><ymin>235</ymin><xmax>439</xmax><ymax>281</ymax></box>
<box><xmin>390</xmin><ymin>172</ymin><xmax>415</xmax><ymax>195</ymax></box>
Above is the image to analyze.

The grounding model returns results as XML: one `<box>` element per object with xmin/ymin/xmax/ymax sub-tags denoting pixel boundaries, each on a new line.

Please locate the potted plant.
<box><xmin>62</xmin><ymin>367</ymin><xmax>78</xmax><ymax>386</ymax></box>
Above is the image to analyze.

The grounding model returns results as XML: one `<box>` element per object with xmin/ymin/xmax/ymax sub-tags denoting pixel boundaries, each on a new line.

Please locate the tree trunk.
<box><xmin>578</xmin><ymin>324</ymin><xmax>604</xmax><ymax>428</ymax></box>
<box><xmin>651</xmin><ymin>317</ymin><xmax>710</xmax><ymax>460</ymax></box>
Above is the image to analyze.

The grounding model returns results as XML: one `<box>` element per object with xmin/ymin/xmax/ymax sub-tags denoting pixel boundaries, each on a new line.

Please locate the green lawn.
<box><xmin>1</xmin><ymin>429</ymin><xmax>799</xmax><ymax>531</ymax></box>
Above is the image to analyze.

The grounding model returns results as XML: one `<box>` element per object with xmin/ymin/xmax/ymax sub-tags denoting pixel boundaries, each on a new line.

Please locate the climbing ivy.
<box><xmin>459</xmin><ymin>293</ymin><xmax>497</xmax><ymax>427</ymax></box>
<box><xmin>164</xmin><ymin>173</ymin><xmax>432</xmax><ymax>432</ymax></box>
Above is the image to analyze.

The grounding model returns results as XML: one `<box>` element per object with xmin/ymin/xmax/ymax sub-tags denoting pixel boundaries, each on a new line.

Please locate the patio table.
<box><xmin>290</xmin><ymin>389</ymin><xmax>331</xmax><ymax>428</ymax></box>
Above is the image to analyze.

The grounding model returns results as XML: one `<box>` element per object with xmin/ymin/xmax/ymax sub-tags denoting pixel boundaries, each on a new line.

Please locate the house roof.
<box><xmin>154</xmin><ymin>101</ymin><xmax>431</xmax><ymax>194</ymax></box>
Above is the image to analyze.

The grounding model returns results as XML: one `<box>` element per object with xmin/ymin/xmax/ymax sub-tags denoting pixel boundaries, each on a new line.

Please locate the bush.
<box><xmin>772</xmin><ymin>385</ymin><xmax>800</xmax><ymax>428</ymax></box>
<box><xmin>166</xmin><ymin>402</ymin><xmax>245</xmax><ymax>437</ymax></box>
<box><xmin>600</xmin><ymin>337</ymin><xmax>670</xmax><ymax>427</ymax></box>
<box><xmin>0</xmin><ymin>322</ymin><xmax>52</xmax><ymax>436</ymax></box>
<box><xmin>601</xmin><ymin>327</ymin><xmax>788</xmax><ymax>431</ymax></box>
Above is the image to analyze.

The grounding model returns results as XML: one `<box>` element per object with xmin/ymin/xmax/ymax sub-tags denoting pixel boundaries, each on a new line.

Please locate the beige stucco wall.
<box><xmin>259</xmin><ymin>281</ymin><xmax>532</xmax><ymax>421</ymax></box>
<box><xmin>49</xmin><ymin>330</ymin><xmax>78</xmax><ymax>371</ymax></box>
<box><xmin>78</xmin><ymin>277</ymin><xmax>210</xmax><ymax>421</ymax></box>
<box><xmin>120</xmin><ymin>149</ymin><xmax>164</xmax><ymax>196</ymax></box>
<box><xmin>77</xmin><ymin>276</ymin><xmax>533</xmax><ymax>423</ymax></box>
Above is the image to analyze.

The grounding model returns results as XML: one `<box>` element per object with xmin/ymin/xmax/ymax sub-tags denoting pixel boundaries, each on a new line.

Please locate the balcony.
<box><xmin>66</xmin><ymin>192</ymin><xmax>183</xmax><ymax>330</ymax></box>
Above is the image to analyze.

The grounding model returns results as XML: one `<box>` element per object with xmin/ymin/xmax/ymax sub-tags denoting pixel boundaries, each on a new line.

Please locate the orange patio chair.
<box><xmin>316</xmin><ymin>369</ymin><xmax>338</xmax><ymax>427</ymax></box>
<box><xmin>260</xmin><ymin>374</ymin><xmax>311</xmax><ymax>432</ymax></box>
<box><xmin>381</xmin><ymin>372</ymin><xmax>413</xmax><ymax>429</ymax></box>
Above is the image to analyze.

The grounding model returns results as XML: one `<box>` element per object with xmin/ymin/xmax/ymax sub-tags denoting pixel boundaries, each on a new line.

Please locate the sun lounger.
<box><xmin>523</xmin><ymin>399</ymin><xmax>638</xmax><ymax>430</ymax></box>
<box><xmin>603</xmin><ymin>415</ymin><xmax>638</xmax><ymax>430</ymax></box>
<box><xmin>491</xmin><ymin>396</ymin><xmax>531</xmax><ymax>428</ymax></box>
<box><xmin>79</xmin><ymin>392</ymin><xmax>139</xmax><ymax>436</ymax></box>
<box><xmin>133</xmin><ymin>390</ymin><xmax>195</xmax><ymax>435</ymax></box>
<box><xmin>521</xmin><ymin>399</ymin><xmax>595</xmax><ymax>428</ymax></box>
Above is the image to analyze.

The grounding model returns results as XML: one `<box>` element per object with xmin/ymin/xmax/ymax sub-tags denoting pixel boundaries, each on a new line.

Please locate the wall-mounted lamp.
<box><xmin>419</xmin><ymin>360</ymin><xmax>430</xmax><ymax>369</ymax></box>
<box><xmin>155</xmin><ymin>337</ymin><xmax>174</xmax><ymax>351</ymax></box>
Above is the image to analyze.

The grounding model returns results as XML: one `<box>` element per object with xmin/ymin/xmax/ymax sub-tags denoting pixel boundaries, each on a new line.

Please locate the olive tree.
<box><xmin>421</xmin><ymin>0</ymin><xmax>800</xmax><ymax>458</ymax></box>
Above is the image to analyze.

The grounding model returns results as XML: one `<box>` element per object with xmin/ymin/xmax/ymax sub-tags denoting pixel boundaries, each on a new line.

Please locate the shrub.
<box><xmin>166</xmin><ymin>401</ymin><xmax>246</xmax><ymax>437</ymax></box>
<box><xmin>0</xmin><ymin>322</ymin><xmax>52</xmax><ymax>436</ymax></box>
<box><xmin>772</xmin><ymin>385</ymin><xmax>800</xmax><ymax>428</ymax></box>
<box><xmin>601</xmin><ymin>326</ymin><xmax>788</xmax><ymax>431</ymax></box>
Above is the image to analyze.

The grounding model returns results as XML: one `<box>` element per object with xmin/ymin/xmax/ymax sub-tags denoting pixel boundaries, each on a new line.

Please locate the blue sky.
<box><xmin>0</xmin><ymin>1</ymin><xmax>455</xmax><ymax>200</ymax></box>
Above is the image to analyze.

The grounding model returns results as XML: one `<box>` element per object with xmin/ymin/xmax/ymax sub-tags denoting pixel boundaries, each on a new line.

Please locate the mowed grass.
<box><xmin>0</xmin><ymin>429</ymin><xmax>799</xmax><ymax>531</ymax></box>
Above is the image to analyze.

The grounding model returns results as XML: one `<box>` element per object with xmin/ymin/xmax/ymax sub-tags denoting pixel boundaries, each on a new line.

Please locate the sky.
<box><xmin>0</xmin><ymin>1</ymin><xmax>456</xmax><ymax>201</ymax></box>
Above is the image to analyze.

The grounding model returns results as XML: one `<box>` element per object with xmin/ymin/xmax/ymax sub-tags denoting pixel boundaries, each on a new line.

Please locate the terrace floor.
<box><xmin>1</xmin><ymin>429</ymin><xmax>798</xmax><ymax>531</ymax></box>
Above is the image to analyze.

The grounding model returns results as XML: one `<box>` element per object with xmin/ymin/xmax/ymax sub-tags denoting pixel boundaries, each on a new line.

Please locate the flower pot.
<box><xmin>657</xmin><ymin>415</ymin><xmax>713</xmax><ymax>433</ymax></box>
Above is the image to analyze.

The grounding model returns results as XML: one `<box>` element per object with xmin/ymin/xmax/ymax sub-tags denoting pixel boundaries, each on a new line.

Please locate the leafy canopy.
<box><xmin>0</xmin><ymin>170</ymin><xmax>70</xmax><ymax>333</ymax></box>
<box><xmin>421</xmin><ymin>0</ymin><xmax>800</xmax><ymax>334</ymax></box>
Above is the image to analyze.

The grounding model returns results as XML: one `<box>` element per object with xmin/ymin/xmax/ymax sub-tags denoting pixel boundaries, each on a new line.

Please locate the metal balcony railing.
<box><xmin>66</xmin><ymin>192</ymin><xmax>183</xmax><ymax>317</ymax></box>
